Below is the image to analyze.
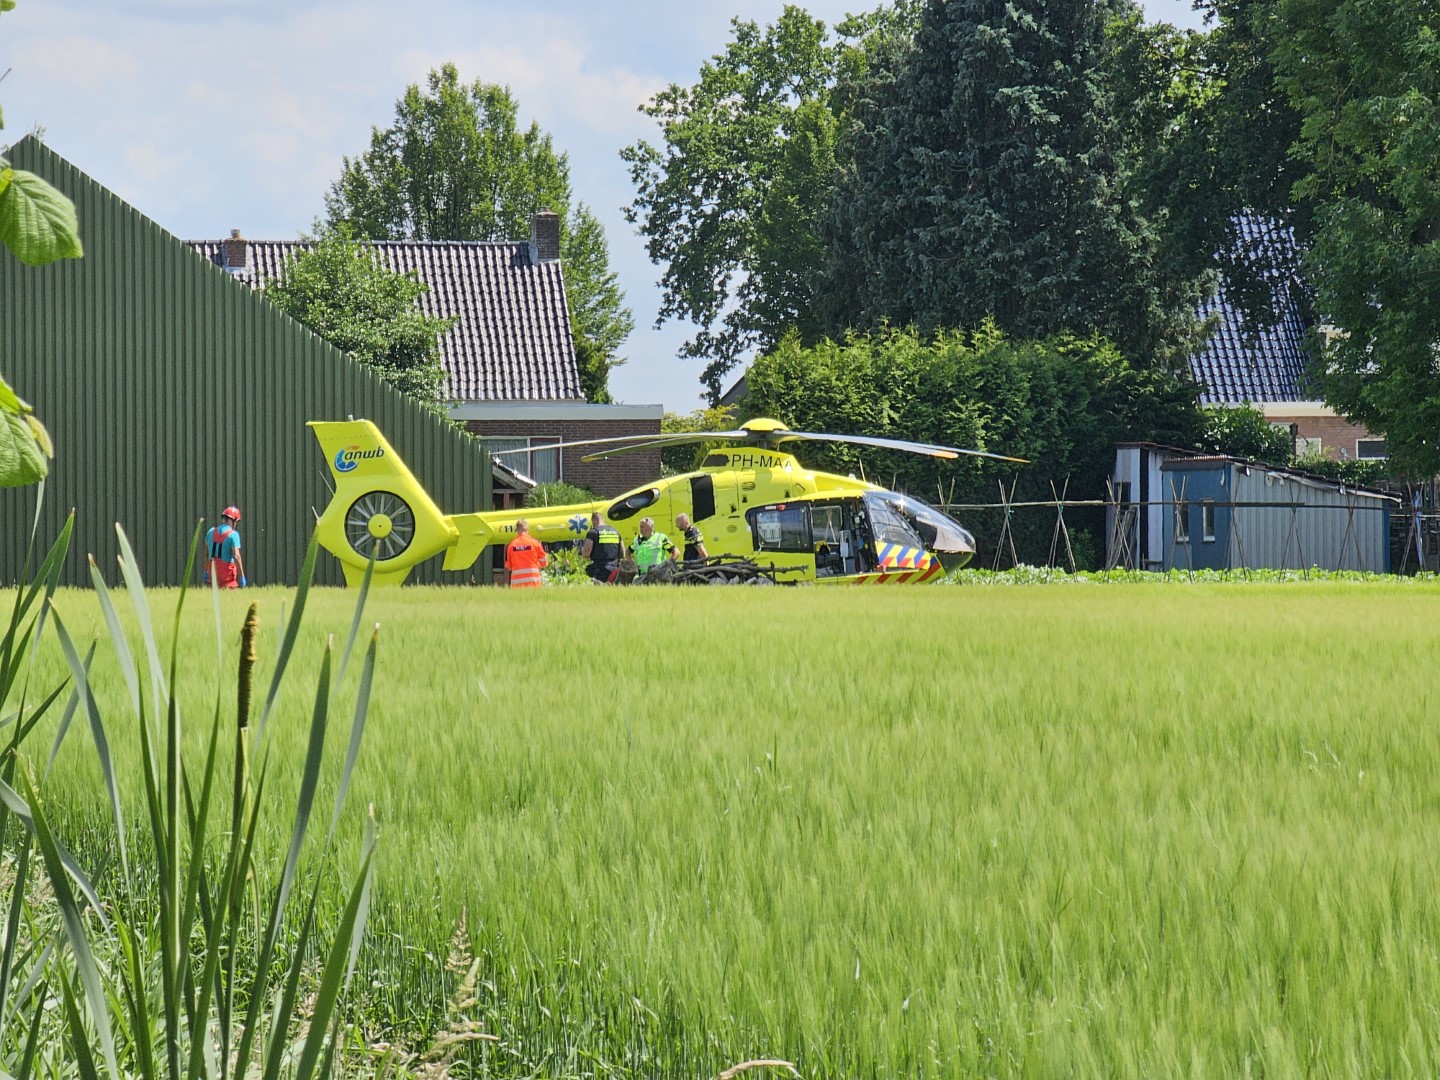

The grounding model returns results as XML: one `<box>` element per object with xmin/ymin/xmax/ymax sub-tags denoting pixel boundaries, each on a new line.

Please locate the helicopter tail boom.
<box><xmin>309</xmin><ymin>419</ymin><xmax>462</xmax><ymax>585</ymax></box>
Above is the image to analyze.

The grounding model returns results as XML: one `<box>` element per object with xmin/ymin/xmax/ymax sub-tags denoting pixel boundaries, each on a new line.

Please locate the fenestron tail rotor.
<box><xmin>344</xmin><ymin>491</ymin><xmax>416</xmax><ymax>560</ymax></box>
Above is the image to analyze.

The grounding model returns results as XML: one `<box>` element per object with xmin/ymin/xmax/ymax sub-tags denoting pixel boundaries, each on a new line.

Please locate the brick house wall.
<box><xmin>1260</xmin><ymin>404</ymin><xmax>1384</xmax><ymax>460</ymax></box>
<box><xmin>456</xmin><ymin>405</ymin><xmax>664</xmax><ymax>498</ymax></box>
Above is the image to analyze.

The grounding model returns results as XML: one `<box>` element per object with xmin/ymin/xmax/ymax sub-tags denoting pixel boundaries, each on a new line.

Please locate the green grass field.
<box><xmin>24</xmin><ymin>579</ymin><xmax>1440</xmax><ymax>1077</ymax></box>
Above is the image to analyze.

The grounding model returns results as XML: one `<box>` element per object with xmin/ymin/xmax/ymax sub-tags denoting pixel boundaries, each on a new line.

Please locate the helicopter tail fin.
<box><xmin>309</xmin><ymin>419</ymin><xmax>463</xmax><ymax>585</ymax></box>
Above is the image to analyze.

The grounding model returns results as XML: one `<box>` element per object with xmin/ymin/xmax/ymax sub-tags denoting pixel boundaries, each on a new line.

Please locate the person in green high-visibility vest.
<box><xmin>629</xmin><ymin>516</ymin><xmax>676</xmax><ymax>575</ymax></box>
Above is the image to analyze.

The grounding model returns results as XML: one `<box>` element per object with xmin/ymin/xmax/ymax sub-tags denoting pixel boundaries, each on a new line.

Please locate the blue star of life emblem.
<box><xmin>567</xmin><ymin>514</ymin><xmax>588</xmax><ymax>535</ymax></box>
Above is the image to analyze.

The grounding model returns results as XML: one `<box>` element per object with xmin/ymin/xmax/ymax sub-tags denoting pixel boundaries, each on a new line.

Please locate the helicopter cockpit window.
<box><xmin>608</xmin><ymin>487</ymin><xmax>660</xmax><ymax>521</ymax></box>
<box><xmin>862</xmin><ymin>494</ymin><xmax>925</xmax><ymax>549</ymax></box>
<box><xmin>871</xmin><ymin>492</ymin><xmax>976</xmax><ymax>554</ymax></box>
<box><xmin>748</xmin><ymin>505</ymin><xmax>811</xmax><ymax>552</ymax></box>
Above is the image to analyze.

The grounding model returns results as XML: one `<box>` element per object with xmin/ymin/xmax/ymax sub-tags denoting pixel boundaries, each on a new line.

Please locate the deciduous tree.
<box><xmin>622</xmin><ymin>6</ymin><xmax>909</xmax><ymax>399</ymax></box>
<box><xmin>1268</xmin><ymin>0</ymin><xmax>1440</xmax><ymax>474</ymax></box>
<box><xmin>1106</xmin><ymin>1</ymin><xmax>1307</xmax><ymax>336</ymax></box>
<box><xmin>266</xmin><ymin>231</ymin><xmax>453</xmax><ymax>410</ymax></box>
<box><xmin>326</xmin><ymin>64</ymin><xmax>631</xmax><ymax>401</ymax></box>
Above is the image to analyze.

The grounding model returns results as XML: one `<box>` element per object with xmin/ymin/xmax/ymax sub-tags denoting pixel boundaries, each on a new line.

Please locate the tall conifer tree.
<box><xmin>827</xmin><ymin>0</ymin><xmax>1180</xmax><ymax>362</ymax></box>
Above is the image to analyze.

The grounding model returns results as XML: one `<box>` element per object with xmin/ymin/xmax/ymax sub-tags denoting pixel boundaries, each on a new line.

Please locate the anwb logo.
<box><xmin>335</xmin><ymin>445</ymin><xmax>385</xmax><ymax>473</ymax></box>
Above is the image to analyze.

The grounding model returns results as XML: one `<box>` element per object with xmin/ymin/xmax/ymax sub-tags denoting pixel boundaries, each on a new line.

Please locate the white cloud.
<box><xmin>399</xmin><ymin>34</ymin><xmax>664</xmax><ymax>142</ymax></box>
<box><xmin>9</xmin><ymin>33</ymin><xmax>140</xmax><ymax>94</ymax></box>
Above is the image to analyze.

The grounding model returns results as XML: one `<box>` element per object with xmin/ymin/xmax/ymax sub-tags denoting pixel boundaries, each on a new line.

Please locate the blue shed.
<box><xmin>1158</xmin><ymin>457</ymin><xmax>1396</xmax><ymax>573</ymax></box>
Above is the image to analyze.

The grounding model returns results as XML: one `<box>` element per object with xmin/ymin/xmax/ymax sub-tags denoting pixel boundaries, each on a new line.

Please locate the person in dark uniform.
<box><xmin>675</xmin><ymin>512</ymin><xmax>708</xmax><ymax>565</ymax></box>
<box><xmin>580</xmin><ymin>511</ymin><xmax>624</xmax><ymax>583</ymax></box>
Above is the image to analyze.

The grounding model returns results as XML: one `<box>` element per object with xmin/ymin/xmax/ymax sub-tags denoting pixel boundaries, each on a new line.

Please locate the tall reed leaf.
<box><xmin>2</xmin><ymin>510</ymin><xmax>72</xmax><ymax>717</ymax></box>
<box><xmin>44</xmin><ymin>642</ymin><xmax>93</xmax><ymax>782</ymax></box>
<box><xmin>329</xmin><ymin>626</ymin><xmax>378</xmax><ymax>841</ymax></box>
<box><xmin>0</xmin><ymin>841</ymin><xmax>31</xmax><ymax>1036</ymax></box>
<box><xmin>336</xmin><ymin>542</ymin><xmax>378</xmax><ymax>683</ymax></box>
<box><xmin>294</xmin><ymin>815</ymin><xmax>378</xmax><ymax>1080</ymax></box>
<box><xmin>5</xmin><ymin>771</ymin><xmax>118</xmax><ymax>1080</ymax></box>
<box><xmin>88</xmin><ymin>553</ymin><xmax>140</xmax><ymax>718</ymax></box>
<box><xmin>19</xmin><ymin>508</ymin><xmax>73</xmax><ymax>670</ymax></box>
<box><xmin>58</xmin><ymin>972</ymin><xmax>102</xmax><ymax>1080</ymax></box>
<box><xmin>0</xmin><ymin>777</ymin><xmax>108</xmax><ymax>933</ymax></box>
<box><xmin>49</xmin><ymin>610</ymin><xmax>129</xmax><ymax>890</ymax></box>
<box><xmin>115</xmin><ymin>524</ymin><xmax>168</xmax><ymax>720</ymax></box>
<box><xmin>257</xmin><ymin>527</ymin><xmax>320</xmax><ymax>748</ymax></box>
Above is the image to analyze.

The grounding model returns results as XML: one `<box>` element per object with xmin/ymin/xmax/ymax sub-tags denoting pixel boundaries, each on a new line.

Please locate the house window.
<box><xmin>1175</xmin><ymin>499</ymin><xmax>1189</xmax><ymax>543</ymax></box>
<box><xmin>1272</xmin><ymin>421</ymin><xmax>1321</xmax><ymax>456</ymax></box>
<box><xmin>1356</xmin><ymin>438</ymin><xmax>1388</xmax><ymax>460</ymax></box>
<box><xmin>483</xmin><ymin>437</ymin><xmax>561</xmax><ymax>483</ymax></box>
<box><xmin>1201</xmin><ymin>500</ymin><xmax>1216</xmax><ymax>542</ymax></box>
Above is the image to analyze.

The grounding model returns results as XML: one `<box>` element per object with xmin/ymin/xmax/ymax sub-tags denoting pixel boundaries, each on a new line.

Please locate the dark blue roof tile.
<box><xmin>189</xmin><ymin>238</ymin><xmax>582</xmax><ymax>403</ymax></box>
<box><xmin>1190</xmin><ymin>216</ymin><xmax>1312</xmax><ymax>406</ymax></box>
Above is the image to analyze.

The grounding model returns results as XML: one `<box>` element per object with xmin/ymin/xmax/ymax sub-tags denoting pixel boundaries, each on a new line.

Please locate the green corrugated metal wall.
<box><xmin>0</xmin><ymin>137</ymin><xmax>491</xmax><ymax>587</ymax></box>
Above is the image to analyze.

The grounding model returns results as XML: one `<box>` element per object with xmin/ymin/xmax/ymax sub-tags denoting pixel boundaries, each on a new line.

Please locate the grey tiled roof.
<box><xmin>189</xmin><ymin>239</ymin><xmax>582</xmax><ymax>403</ymax></box>
<box><xmin>1190</xmin><ymin>216</ymin><xmax>1313</xmax><ymax>406</ymax></box>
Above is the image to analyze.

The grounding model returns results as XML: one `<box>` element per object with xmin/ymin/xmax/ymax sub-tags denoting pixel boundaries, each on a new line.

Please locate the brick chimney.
<box><xmin>220</xmin><ymin>228</ymin><xmax>248</xmax><ymax>274</ymax></box>
<box><xmin>528</xmin><ymin>210</ymin><xmax>560</xmax><ymax>264</ymax></box>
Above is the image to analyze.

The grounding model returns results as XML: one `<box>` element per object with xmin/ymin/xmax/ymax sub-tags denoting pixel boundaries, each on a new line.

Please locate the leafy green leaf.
<box><xmin>0</xmin><ymin>375</ymin><xmax>49</xmax><ymax>488</ymax></box>
<box><xmin>0</xmin><ymin>168</ymin><xmax>82</xmax><ymax>266</ymax></box>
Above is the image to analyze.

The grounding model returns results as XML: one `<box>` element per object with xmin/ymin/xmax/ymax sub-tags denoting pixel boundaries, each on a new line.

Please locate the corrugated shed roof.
<box><xmin>189</xmin><ymin>238</ymin><xmax>583</xmax><ymax>403</ymax></box>
<box><xmin>1190</xmin><ymin>216</ymin><xmax>1312</xmax><ymax>406</ymax></box>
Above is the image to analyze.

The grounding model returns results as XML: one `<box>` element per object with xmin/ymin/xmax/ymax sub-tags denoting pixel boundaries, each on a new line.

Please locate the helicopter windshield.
<box><xmin>864</xmin><ymin>492</ymin><xmax>975</xmax><ymax>555</ymax></box>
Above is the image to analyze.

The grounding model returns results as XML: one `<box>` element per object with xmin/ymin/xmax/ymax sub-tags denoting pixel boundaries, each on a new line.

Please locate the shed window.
<box><xmin>1175</xmin><ymin>499</ymin><xmax>1189</xmax><ymax>543</ymax></box>
<box><xmin>1201</xmin><ymin>500</ymin><xmax>1216</xmax><ymax>542</ymax></box>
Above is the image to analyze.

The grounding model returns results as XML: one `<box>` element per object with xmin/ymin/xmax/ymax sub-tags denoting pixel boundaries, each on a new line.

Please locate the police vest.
<box><xmin>682</xmin><ymin>525</ymin><xmax>705</xmax><ymax>562</ymax></box>
<box><xmin>587</xmin><ymin>524</ymin><xmax>622</xmax><ymax>567</ymax></box>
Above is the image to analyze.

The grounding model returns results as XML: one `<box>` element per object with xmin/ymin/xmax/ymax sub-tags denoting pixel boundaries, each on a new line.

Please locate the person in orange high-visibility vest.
<box><xmin>504</xmin><ymin>519</ymin><xmax>548</xmax><ymax>588</ymax></box>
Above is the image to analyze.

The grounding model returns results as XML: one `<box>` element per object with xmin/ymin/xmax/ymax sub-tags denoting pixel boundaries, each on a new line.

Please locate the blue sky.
<box><xmin>2</xmin><ymin>0</ymin><xmax>1206</xmax><ymax>412</ymax></box>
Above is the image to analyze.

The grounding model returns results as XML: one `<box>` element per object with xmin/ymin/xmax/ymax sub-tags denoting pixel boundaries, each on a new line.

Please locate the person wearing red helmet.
<box><xmin>203</xmin><ymin>506</ymin><xmax>247</xmax><ymax>588</ymax></box>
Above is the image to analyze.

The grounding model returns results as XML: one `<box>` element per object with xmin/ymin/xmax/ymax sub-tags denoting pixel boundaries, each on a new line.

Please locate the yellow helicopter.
<box><xmin>308</xmin><ymin>417</ymin><xmax>1025</xmax><ymax>587</ymax></box>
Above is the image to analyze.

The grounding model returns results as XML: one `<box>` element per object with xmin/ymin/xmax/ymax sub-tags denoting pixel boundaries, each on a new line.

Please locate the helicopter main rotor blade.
<box><xmin>579</xmin><ymin>432</ymin><xmax>752</xmax><ymax>462</ymax></box>
<box><xmin>486</xmin><ymin>431</ymin><xmax>737</xmax><ymax>457</ymax></box>
<box><xmin>776</xmin><ymin>430</ymin><xmax>1029</xmax><ymax>464</ymax></box>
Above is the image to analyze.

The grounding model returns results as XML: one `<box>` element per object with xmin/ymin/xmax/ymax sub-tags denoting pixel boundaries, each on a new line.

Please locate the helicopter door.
<box><xmin>809</xmin><ymin>504</ymin><xmax>852</xmax><ymax>577</ymax></box>
<box><xmin>689</xmin><ymin>474</ymin><xmax>716</xmax><ymax>523</ymax></box>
